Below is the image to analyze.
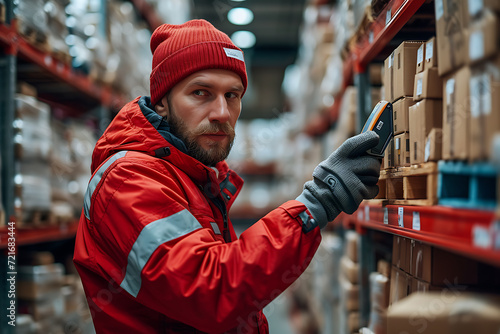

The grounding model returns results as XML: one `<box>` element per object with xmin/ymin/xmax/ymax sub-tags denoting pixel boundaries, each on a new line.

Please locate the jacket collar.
<box><xmin>91</xmin><ymin>96</ymin><xmax>243</xmax><ymax>204</ymax></box>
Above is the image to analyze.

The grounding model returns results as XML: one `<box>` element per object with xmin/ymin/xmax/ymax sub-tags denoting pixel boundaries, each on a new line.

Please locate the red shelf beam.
<box><xmin>339</xmin><ymin>202</ymin><xmax>500</xmax><ymax>267</ymax></box>
<box><xmin>0</xmin><ymin>222</ymin><xmax>79</xmax><ymax>249</ymax></box>
<box><xmin>352</xmin><ymin>0</ymin><xmax>426</xmax><ymax>72</ymax></box>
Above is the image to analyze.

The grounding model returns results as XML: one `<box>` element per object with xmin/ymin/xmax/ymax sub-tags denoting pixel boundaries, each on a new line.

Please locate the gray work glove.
<box><xmin>296</xmin><ymin>131</ymin><xmax>381</xmax><ymax>229</ymax></box>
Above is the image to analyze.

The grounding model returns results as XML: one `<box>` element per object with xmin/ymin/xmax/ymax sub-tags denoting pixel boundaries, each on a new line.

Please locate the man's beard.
<box><xmin>167</xmin><ymin>107</ymin><xmax>235</xmax><ymax>167</ymax></box>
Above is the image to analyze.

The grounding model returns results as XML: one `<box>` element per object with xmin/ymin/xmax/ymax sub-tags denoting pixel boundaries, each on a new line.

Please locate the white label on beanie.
<box><xmin>224</xmin><ymin>48</ymin><xmax>244</xmax><ymax>62</ymax></box>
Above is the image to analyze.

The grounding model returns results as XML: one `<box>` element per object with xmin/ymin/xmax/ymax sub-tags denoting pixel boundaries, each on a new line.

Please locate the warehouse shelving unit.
<box><xmin>301</xmin><ymin>0</ymin><xmax>500</xmax><ymax>328</ymax></box>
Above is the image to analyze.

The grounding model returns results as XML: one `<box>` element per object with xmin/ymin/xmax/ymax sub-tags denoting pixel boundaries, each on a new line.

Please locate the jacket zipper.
<box><xmin>211</xmin><ymin>195</ymin><xmax>231</xmax><ymax>243</ymax></box>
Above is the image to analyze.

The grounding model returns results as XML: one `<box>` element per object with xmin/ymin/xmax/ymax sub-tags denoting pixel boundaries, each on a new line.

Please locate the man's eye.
<box><xmin>225</xmin><ymin>92</ymin><xmax>238</xmax><ymax>98</ymax></box>
<box><xmin>193</xmin><ymin>90</ymin><xmax>207</xmax><ymax>96</ymax></box>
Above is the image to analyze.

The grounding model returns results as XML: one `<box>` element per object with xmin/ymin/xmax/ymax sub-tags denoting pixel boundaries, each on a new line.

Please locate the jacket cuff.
<box><xmin>296</xmin><ymin>191</ymin><xmax>328</xmax><ymax>229</ymax></box>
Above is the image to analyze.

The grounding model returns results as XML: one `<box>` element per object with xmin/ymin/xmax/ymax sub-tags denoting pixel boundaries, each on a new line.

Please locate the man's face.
<box><xmin>156</xmin><ymin>69</ymin><xmax>244</xmax><ymax>166</ymax></box>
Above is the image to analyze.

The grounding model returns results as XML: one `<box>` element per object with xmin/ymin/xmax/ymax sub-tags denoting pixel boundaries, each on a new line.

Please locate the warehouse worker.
<box><xmin>74</xmin><ymin>19</ymin><xmax>381</xmax><ymax>333</ymax></box>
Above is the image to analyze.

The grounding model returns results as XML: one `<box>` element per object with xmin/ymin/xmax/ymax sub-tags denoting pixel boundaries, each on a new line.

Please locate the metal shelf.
<box><xmin>0</xmin><ymin>21</ymin><xmax>127</xmax><ymax>115</ymax></box>
<box><xmin>304</xmin><ymin>0</ymin><xmax>426</xmax><ymax>135</ymax></box>
<box><xmin>335</xmin><ymin>202</ymin><xmax>500</xmax><ymax>267</ymax></box>
<box><xmin>351</xmin><ymin>0</ymin><xmax>426</xmax><ymax>72</ymax></box>
<box><xmin>0</xmin><ymin>222</ymin><xmax>78</xmax><ymax>248</ymax></box>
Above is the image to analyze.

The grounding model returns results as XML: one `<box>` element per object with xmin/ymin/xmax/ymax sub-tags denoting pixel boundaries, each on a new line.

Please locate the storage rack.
<box><xmin>0</xmin><ymin>1</ymin><xmax>163</xmax><ymax>332</ymax></box>
<box><xmin>305</xmin><ymin>0</ymin><xmax>500</xmax><ymax>327</ymax></box>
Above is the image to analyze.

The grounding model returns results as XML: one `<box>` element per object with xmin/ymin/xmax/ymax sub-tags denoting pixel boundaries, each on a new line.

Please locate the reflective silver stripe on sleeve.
<box><xmin>83</xmin><ymin>151</ymin><xmax>128</xmax><ymax>220</ymax></box>
<box><xmin>120</xmin><ymin>209</ymin><xmax>203</xmax><ymax>298</ymax></box>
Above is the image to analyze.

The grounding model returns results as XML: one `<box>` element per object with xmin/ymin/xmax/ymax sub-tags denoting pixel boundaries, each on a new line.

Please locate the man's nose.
<box><xmin>208</xmin><ymin>94</ymin><xmax>231</xmax><ymax>123</ymax></box>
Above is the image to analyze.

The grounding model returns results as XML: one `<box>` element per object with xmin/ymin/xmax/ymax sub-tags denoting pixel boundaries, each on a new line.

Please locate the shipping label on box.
<box><xmin>469</xmin><ymin>55</ymin><xmax>500</xmax><ymax>161</ymax></box>
<box><xmin>435</xmin><ymin>0</ymin><xmax>469</xmax><ymax>76</ymax></box>
<box><xmin>468</xmin><ymin>9</ymin><xmax>500</xmax><ymax>65</ymax></box>
<box><xmin>416</xmin><ymin>43</ymin><xmax>425</xmax><ymax>73</ymax></box>
<box><xmin>393</xmin><ymin>41</ymin><xmax>423</xmax><ymax>102</ymax></box>
<box><xmin>409</xmin><ymin>100</ymin><xmax>443</xmax><ymax>164</ymax></box>
<box><xmin>425</xmin><ymin>37</ymin><xmax>438</xmax><ymax>69</ymax></box>
<box><xmin>425</xmin><ymin>128</ymin><xmax>443</xmax><ymax>162</ymax></box>
<box><xmin>443</xmin><ymin>66</ymin><xmax>471</xmax><ymax>160</ymax></box>
<box><xmin>394</xmin><ymin>133</ymin><xmax>410</xmax><ymax>167</ymax></box>
<box><xmin>393</xmin><ymin>97</ymin><xmax>415</xmax><ymax>135</ymax></box>
<box><xmin>413</xmin><ymin>67</ymin><xmax>443</xmax><ymax>102</ymax></box>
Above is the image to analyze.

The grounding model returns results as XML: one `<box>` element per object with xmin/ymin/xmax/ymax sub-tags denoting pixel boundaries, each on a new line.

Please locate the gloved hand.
<box><xmin>296</xmin><ymin>131</ymin><xmax>382</xmax><ymax>229</ymax></box>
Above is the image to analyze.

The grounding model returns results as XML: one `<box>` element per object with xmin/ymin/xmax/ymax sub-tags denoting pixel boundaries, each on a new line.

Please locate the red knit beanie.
<box><xmin>149</xmin><ymin>19</ymin><xmax>248</xmax><ymax>106</ymax></box>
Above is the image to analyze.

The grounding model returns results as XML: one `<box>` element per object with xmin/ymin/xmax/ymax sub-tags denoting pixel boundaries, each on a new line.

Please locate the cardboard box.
<box><xmin>425</xmin><ymin>37</ymin><xmax>438</xmax><ymax>69</ymax></box>
<box><xmin>370</xmin><ymin>272</ymin><xmax>390</xmax><ymax>310</ymax></box>
<box><xmin>409</xmin><ymin>99</ymin><xmax>443</xmax><ymax>164</ymax></box>
<box><xmin>413</xmin><ymin>67</ymin><xmax>443</xmax><ymax>101</ymax></box>
<box><xmin>347</xmin><ymin>312</ymin><xmax>360</xmax><ymax>333</ymax></box>
<box><xmin>369</xmin><ymin>63</ymin><xmax>383</xmax><ymax>85</ymax></box>
<box><xmin>435</xmin><ymin>0</ymin><xmax>469</xmax><ymax>75</ymax></box>
<box><xmin>384</xmin><ymin>53</ymin><xmax>395</xmax><ymax>102</ymax></box>
<box><xmin>341</xmin><ymin>255</ymin><xmax>360</xmax><ymax>284</ymax></box>
<box><xmin>345</xmin><ymin>230</ymin><xmax>359</xmax><ymax>263</ymax></box>
<box><xmin>377</xmin><ymin>259</ymin><xmax>391</xmax><ymax>278</ymax></box>
<box><xmin>442</xmin><ymin>66</ymin><xmax>471</xmax><ymax>160</ymax></box>
<box><xmin>416</xmin><ymin>43</ymin><xmax>425</xmax><ymax>73</ymax></box>
<box><xmin>383</xmin><ymin>138</ymin><xmax>395</xmax><ymax>169</ymax></box>
<box><xmin>394</xmin><ymin>132</ymin><xmax>410</xmax><ymax>167</ymax></box>
<box><xmin>468</xmin><ymin>9</ymin><xmax>500</xmax><ymax>65</ymax></box>
<box><xmin>392</xmin><ymin>236</ymin><xmax>402</xmax><ymax>269</ymax></box>
<box><xmin>393</xmin><ymin>97</ymin><xmax>415</xmax><ymax>135</ymax></box>
<box><xmin>387</xmin><ymin>292</ymin><xmax>500</xmax><ymax>334</ymax></box>
<box><xmin>340</xmin><ymin>275</ymin><xmax>360</xmax><ymax>311</ymax></box>
<box><xmin>469</xmin><ymin>55</ymin><xmax>500</xmax><ymax>161</ymax></box>
<box><xmin>425</xmin><ymin>128</ymin><xmax>443</xmax><ymax>162</ymax></box>
<box><xmin>389</xmin><ymin>266</ymin><xmax>410</xmax><ymax>306</ymax></box>
<box><xmin>410</xmin><ymin>242</ymin><xmax>478</xmax><ymax>285</ymax></box>
<box><xmin>393</xmin><ymin>41</ymin><xmax>422</xmax><ymax>102</ymax></box>
<box><xmin>17</xmin><ymin>264</ymin><xmax>64</xmax><ymax>300</ymax></box>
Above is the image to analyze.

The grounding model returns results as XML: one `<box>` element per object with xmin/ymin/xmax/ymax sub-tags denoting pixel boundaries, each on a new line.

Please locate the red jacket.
<box><xmin>74</xmin><ymin>96</ymin><xmax>322</xmax><ymax>333</ymax></box>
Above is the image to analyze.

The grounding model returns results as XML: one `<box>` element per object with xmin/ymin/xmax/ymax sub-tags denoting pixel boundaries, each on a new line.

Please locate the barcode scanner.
<box><xmin>361</xmin><ymin>100</ymin><xmax>394</xmax><ymax>157</ymax></box>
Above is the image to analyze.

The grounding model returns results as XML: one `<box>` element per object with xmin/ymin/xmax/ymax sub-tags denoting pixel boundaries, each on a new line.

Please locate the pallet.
<box><xmin>375</xmin><ymin>162</ymin><xmax>438</xmax><ymax>206</ymax></box>
<box><xmin>438</xmin><ymin>160</ymin><xmax>497</xmax><ymax>210</ymax></box>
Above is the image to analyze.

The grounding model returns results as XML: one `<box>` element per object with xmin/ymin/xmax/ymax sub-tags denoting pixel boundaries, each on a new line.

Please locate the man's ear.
<box><xmin>155</xmin><ymin>95</ymin><xmax>169</xmax><ymax>117</ymax></box>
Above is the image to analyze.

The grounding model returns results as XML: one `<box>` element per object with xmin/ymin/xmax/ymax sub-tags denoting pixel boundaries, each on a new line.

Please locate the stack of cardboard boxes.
<box><xmin>339</xmin><ymin>231</ymin><xmax>361</xmax><ymax>334</ymax></box>
<box><xmin>389</xmin><ymin>236</ymin><xmax>479</xmax><ymax>305</ymax></box>
<box><xmin>384</xmin><ymin>41</ymin><xmax>422</xmax><ymax>168</ymax></box>
<box><xmin>409</xmin><ymin>37</ymin><xmax>443</xmax><ymax>164</ymax></box>
<box><xmin>366</xmin><ymin>260</ymin><xmax>390</xmax><ymax>334</ymax></box>
<box><xmin>17</xmin><ymin>252</ymin><xmax>92</xmax><ymax>333</ymax></box>
<box><xmin>436</xmin><ymin>0</ymin><xmax>500</xmax><ymax>162</ymax></box>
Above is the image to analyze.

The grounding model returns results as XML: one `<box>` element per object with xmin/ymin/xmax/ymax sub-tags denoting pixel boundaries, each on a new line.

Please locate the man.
<box><xmin>74</xmin><ymin>19</ymin><xmax>381</xmax><ymax>333</ymax></box>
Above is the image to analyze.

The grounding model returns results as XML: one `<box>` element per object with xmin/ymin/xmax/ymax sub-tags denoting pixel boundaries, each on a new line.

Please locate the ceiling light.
<box><xmin>228</xmin><ymin>7</ymin><xmax>254</xmax><ymax>25</ymax></box>
<box><xmin>231</xmin><ymin>31</ymin><xmax>256</xmax><ymax>49</ymax></box>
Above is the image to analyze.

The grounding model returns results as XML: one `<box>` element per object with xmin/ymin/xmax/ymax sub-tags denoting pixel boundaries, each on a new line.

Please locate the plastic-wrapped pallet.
<box><xmin>14</xmin><ymin>0</ymin><xmax>49</xmax><ymax>49</ymax></box>
<box><xmin>17</xmin><ymin>264</ymin><xmax>65</xmax><ymax>329</ymax></box>
<box><xmin>14</xmin><ymin>95</ymin><xmax>53</xmax><ymax>224</ymax></box>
